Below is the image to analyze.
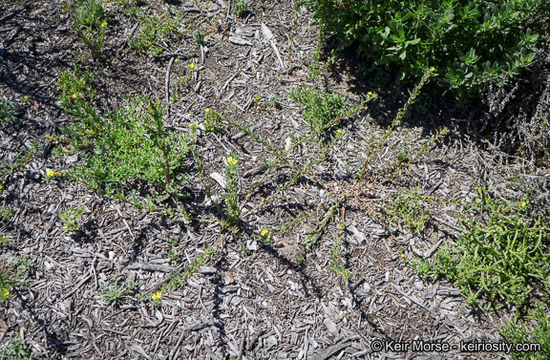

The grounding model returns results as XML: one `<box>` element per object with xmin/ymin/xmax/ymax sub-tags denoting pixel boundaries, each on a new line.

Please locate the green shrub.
<box><xmin>413</xmin><ymin>189</ymin><xmax>550</xmax><ymax>310</ymax></box>
<box><xmin>74</xmin><ymin>98</ymin><xmax>195</xmax><ymax>196</ymax></box>
<box><xmin>57</xmin><ymin>69</ymin><xmax>196</xmax><ymax>199</ymax></box>
<box><xmin>309</xmin><ymin>0</ymin><xmax>549</xmax><ymax>99</ymax></box>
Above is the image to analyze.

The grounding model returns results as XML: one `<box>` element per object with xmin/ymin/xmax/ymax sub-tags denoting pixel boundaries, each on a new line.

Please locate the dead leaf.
<box><xmin>224</xmin><ymin>272</ymin><xmax>235</xmax><ymax>285</ymax></box>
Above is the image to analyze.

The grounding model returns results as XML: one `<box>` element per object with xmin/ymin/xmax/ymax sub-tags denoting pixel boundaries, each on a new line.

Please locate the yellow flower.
<box><xmin>205</xmin><ymin>108</ymin><xmax>211</xmax><ymax>116</ymax></box>
<box><xmin>187</xmin><ymin>63</ymin><xmax>195</xmax><ymax>71</ymax></box>
<box><xmin>101</xmin><ymin>21</ymin><xmax>108</xmax><ymax>28</ymax></box>
<box><xmin>24</xmin><ymin>95</ymin><xmax>29</xmax><ymax>100</ymax></box>
<box><xmin>226</xmin><ymin>156</ymin><xmax>238</xmax><ymax>166</ymax></box>
<box><xmin>189</xmin><ymin>123</ymin><xmax>198</xmax><ymax>130</ymax></box>
<box><xmin>1</xmin><ymin>288</ymin><xmax>8</xmax><ymax>297</ymax></box>
<box><xmin>367</xmin><ymin>91</ymin><xmax>373</xmax><ymax>96</ymax></box>
<box><xmin>261</xmin><ymin>229</ymin><xmax>269</xmax><ymax>237</ymax></box>
<box><xmin>151</xmin><ymin>291</ymin><xmax>163</xmax><ymax>300</ymax></box>
<box><xmin>72</xmin><ymin>93</ymin><xmax>77</xmax><ymax>99</ymax></box>
<box><xmin>336</xmin><ymin>129</ymin><xmax>342</xmax><ymax>135</ymax></box>
<box><xmin>429</xmin><ymin>66</ymin><xmax>435</xmax><ymax>72</ymax></box>
<box><xmin>520</xmin><ymin>201</ymin><xmax>527</xmax><ymax>208</ymax></box>
<box><xmin>45</xmin><ymin>134</ymin><xmax>53</xmax><ymax>140</ymax></box>
<box><xmin>0</xmin><ymin>184</ymin><xmax>3</xmax><ymax>190</ymax></box>
<box><xmin>46</xmin><ymin>170</ymin><xmax>60</xmax><ymax>178</ymax></box>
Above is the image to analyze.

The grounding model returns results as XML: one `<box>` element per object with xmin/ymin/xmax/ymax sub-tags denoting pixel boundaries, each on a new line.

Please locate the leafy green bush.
<box><xmin>74</xmin><ymin>98</ymin><xmax>195</xmax><ymax>196</ymax></box>
<box><xmin>413</xmin><ymin>189</ymin><xmax>550</xmax><ymax>310</ymax></box>
<box><xmin>309</xmin><ymin>0</ymin><xmax>549</xmax><ymax>99</ymax></box>
<box><xmin>57</xmin><ymin>69</ymin><xmax>196</xmax><ymax>199</ymax></box>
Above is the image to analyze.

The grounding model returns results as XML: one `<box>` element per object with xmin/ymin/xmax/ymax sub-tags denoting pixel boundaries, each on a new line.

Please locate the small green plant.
<box><xmin>0</xmin><ymin>338</ymin><xmax>35</xmax><ymax>360</ymax></box>
<box><xmin>111</xmin><ymin>0</ymin><xmax>141</xmax><ymax>14</ymax></box>
<box><xmin>234</xmin><ymin>0</ymin><xmax>248</xmax><ymax>17</ymax></box>
<box><xmin>59</xmin><ymin>207</ymin><xmax>84</xmax><ymax>232</ymax></box>
<box><xmin>168</xmin><ymin>239</ymin><xmax>181</xmax><ymax>263</ymax></box>
<box><xmin>0</xmin><ymin>206</ymin><xmax>13</xmax><ymax>223</ymax></box>
<box><xmin>203</xmin><ymin>108</ymin><xmax>222</xmax><ymax>132</ymax></box>
<box><xmin>173</xmin><ymin>63</ymin><xmax>196</xmax><ymax>99</ymax></box>
<box><xmin>0</xmin><ymin>235</ymin><xmax>8</xmax><ymax>246</ymax></box>
<box><xmin>130</xmin><ymin>13</ymin><xmax>180</xmax><ymax>55</ymax></box>
<box><xmin>0</xmin><ymin>99</ymin><xmax>21</xmax><ymax>125</ymax></box>
<box><xmin>414</xmin><ymin>189</ymin><xmax>550</xmax><ymax>311</ymax></box>
<box><xmin>56</xmin><ymin>66</ymin><xmax>102</xmax><ymax>144</ymax></box>
<box><xmin>65</xmin><ymin>95</ymin><xmax>196</xmax><ymax>199</ymax></box>
<box><xmin>192</xmin><ymin>29</ymin><xmax>205</xmax><ymax>45</ymax></box>
<box><xmin>162</xmin><ymin>244</ymin><xmax>219</xmax><ymax>292</ymax></box>
<box><xmin>103</xmin><ymin>276</ymin><xmax>137</xmax><ymax>305</ymax></box>
<box><xmin>330</xmin><ymin>222</ymin><xmax>351</xmax><ymax>281</ymax></box>
<box><xmin>501</xmin><ymin>305</ymin><xmax>549</xmax><ymax>359</ymax></box>
<box><xmin>223</xmin><ymin>155</ymin><xmax>240</xmax><ymax>232</ymax></box>
<box><xmin>384</xmin><ymin>189</ymin><xmax>430</xmax><ymax>234</ymax></box>
<box><xmin>290</xmin><ymin>86</ymin><xmax>368</xmax><ymax>138</ymax></box>
<box><xmin>70</xmin><ymin>0</ymin><xmax>108</xmax><ymax>59</ymax></box>
<box><xmin>0</xmin><ymin>257</ymin><xmax>32</xmax><ymax>302</ymax></box>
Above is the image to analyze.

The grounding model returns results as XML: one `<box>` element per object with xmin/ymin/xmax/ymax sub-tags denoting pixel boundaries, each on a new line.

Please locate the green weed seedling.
<box><xmin>70</xmin><ymin>0</ymin><xmax>109</xmax><ymax>59</ymax></box>
<box><xmin>223</xmin><ymin>155</ymin><xmax>240</xmax><ymax>233</ymax></box>
<box><xmin>56</xmin><ymin>66</ymin><xmax>102</xmax><ymax>145</ymax></box>
<box><xmin>59</xmin><ymin>207</ymin><xmax>84</xmax><ymax>232</ymax></box>
<box><xmin>331</xmin><ymin>222</ymin><xmax>351</xmax><ymax>281</ymax></box>
<box><xmin>203</xmin><ymin>108</ymin><xmax>222</xmax><ymax>132</ymax></box>
<box><xmin>0</xmin><ymin>206</ymin><xmax>13</xmax><ymax>223</ymax></box>
<box><xmin>192</xmin><ymin>29</ymin><xmax>205</xmax><ymax>45</ymax></box>
<box><xmin>111</xmin><ymin>0</ymin><xmax>141</xmax><ymax>15</ymax></box>
<box><xmin>168</xmin><ymin>239</ymin><xmax>181</xmax><ymax>263</ymax></box>
<box><xmin>103</xmin><ymin>276</ymin><xmax>137</xmax><ymax>305</ymax></box>
<box><xmin>234</xmin><ymin>0</ymin><xmax>248</xmax><ymax>17</ymax></box>
<box><xmin>289</xmin><ymin>86</ymin><xmax>348</xmax><ymax>138</ymax></box>
<box><xmin>162</xmin><ymin>244</ymin><xmax>219</xmax><ymax>293</ymax></box>
<box><xmin>0</xmin><ymin>99</ymin><xmax>21</xmax><ymax>126</ymax></box>
<box><xmin>0</xmin><ymin>338</ymin><xmax>35</xmax><ymax>360</ymax></box>
<box><xmin>384</xmin><ymin>189</ymin><xmax>430</xmax><ymax>235</ymax></box>
<box><xmin>130</xmin><ymin>13</ymin><xmax>180</xmax><ymax>55</ymax></box>
<box><xmin>290</xmin><ymin>84</ymin><xmax>372</xmax><ymax>142</ymax></box>
<box><xmin>0</xmin><ymin>257</ymin><xmax>32</xmax><ymax>302</ymax></box>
